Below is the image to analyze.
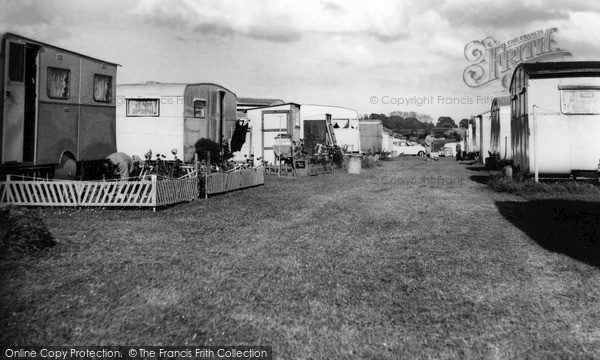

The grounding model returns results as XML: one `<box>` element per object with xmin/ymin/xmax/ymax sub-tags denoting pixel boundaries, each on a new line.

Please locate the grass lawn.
<box><xmin>1</xmin><ymin>156</ymin><xmax>600</xmax><ymax>359</ymax></box>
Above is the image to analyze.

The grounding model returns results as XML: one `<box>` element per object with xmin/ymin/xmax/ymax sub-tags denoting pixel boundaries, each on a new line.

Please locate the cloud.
<box><xmin>0</xmin><ymin>0</ymin><xmax>71</xmax><ymax>41</ymax></box>
<box><xmin>246</xmin><ymin>26</ymin><xmax>303</xmax><ymax>43</ymax></box>
<box><xmin>323</xmin><ymin>1</ymin><xmax>345</xmax><ymax>14</ymax></box>
<box><xmin>434</xmin><ymin>0</ymin><xmax>570</xmax><ymax>29</ymax></box>
<box><xmin>133</xmin><ymin>0</ymin><xmax>411</xmax><ymax>43</ymax></box>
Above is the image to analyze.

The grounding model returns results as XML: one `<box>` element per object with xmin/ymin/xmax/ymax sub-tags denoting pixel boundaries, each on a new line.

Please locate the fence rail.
<box><xmin>0</xmin><ymin>167</ymin><xmax>264</xmax><ymax>208</ymax></box>
<box><xmin>0</xmin><ymin>175</ymin><xmax>197</xmax><ymax>209</ymax></box>
<box><xmin>205</xmin><ymin>167</ymin><xmax>264</xmax><ymax>195</ymax></box>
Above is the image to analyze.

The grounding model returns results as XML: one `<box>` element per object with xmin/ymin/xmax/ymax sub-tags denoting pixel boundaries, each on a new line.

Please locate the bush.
<box><xmin>194</xmin><ymin>138</ymin><xmax>232</xmax><ymax>166</ymax></box>
<box><xmin>309</xmin><ymin>144</ymin><xmax>344</xmax><ymax>168</ymax></box>
<box><xmin>362</xmin><ymin>155</ymin><xmax>380</xmax><ymax>168</ymax></box>
<box><xmin>0</xmin><ymin>206</ymin><xmax>56</xmax><ymax>258</ymax></box>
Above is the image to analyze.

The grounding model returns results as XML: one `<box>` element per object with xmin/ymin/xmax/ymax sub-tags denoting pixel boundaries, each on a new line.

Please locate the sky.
<box><xmin>2</xmin><ymin>0</ymin><xmax>600</xmax><ymax>123</ymax></box>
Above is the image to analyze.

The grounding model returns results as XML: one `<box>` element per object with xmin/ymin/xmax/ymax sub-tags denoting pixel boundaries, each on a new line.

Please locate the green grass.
<box><xmin>1</xmin><ymin>157</ymin><xmax>600</xmax><ymax>359</ymax></box>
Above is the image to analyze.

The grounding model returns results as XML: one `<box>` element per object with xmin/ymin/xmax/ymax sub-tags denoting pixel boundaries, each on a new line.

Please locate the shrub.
<box><xmin>194</xmin><ymin>138</ymin><xmax>232</xmax><ymax>166</ymax></box>
<box><xmin>309</xmin><ymin>144</ymin><xmax>344</xmax><ymax>168</ymax></box>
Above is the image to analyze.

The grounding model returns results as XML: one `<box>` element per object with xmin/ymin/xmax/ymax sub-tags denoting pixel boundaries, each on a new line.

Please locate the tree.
<box><xmin>459</xmin><ymin>118</ymin><xmax>470</xmax><ymax>128</ymax></box>
<box><xmin>435</xmin><ymin>116</ymin><xmax>457</xmax><ymax>128</ymax></box>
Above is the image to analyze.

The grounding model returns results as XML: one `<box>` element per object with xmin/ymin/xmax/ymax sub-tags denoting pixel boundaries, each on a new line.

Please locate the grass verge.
<box><xmin>1</xmin><ymin>157</ymin><xmax>599</xmax><ymax>359</ymax></box>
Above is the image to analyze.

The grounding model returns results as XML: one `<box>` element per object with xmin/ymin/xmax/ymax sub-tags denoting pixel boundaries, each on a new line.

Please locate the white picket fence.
<box><xmin>0</xmin><ymin>175</ymin><xmax>197</xmax><ymax>209</ymax></box>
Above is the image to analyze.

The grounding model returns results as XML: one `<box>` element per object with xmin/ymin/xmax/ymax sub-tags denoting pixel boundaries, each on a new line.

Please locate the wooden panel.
<box><xmin>205</xmin><ymin>167</ymin><xmax>264</xmax><ymax>195</ymax></box>
<box><xmin>156</xmin><ymin>177</ymin><xmax>198</xmax><ymax>206</ymax></box>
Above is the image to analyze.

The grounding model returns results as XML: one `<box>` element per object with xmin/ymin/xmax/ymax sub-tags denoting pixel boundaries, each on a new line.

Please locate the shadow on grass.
<box><xmin>470</xmin><ymin>175</ymin><xmax>490</xmax><ymax>184</ymax></box>
<box><xmin>496</xmin><ymin>200</ymin><xmax>600</xmax><ymax>267</ymax></box>
<box><xmin>465</xmin><ymin>166</ymin><xmax>487</xmax><ymax>172</ymax></box>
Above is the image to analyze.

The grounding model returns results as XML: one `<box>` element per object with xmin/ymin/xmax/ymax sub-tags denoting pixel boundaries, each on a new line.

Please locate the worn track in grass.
<box><xmin>1</xmin><ymin>157</ymin><xmax>599</xmax><ymax>359</ymax></box>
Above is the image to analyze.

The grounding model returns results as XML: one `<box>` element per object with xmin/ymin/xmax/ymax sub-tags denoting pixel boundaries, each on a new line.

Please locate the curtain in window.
<box><xmin>94</xmin><ymin>75</ymin><xmax>112</xmax><ymax>102</ymax></box>
<box><xmin>128</xmin><ymin>99</ymin><xmax>158</xmax><ymax>116</ymax></box>
<box><xmin>47</xmin><ymin>68</ymin><xmax>69</xmax><ymax>99</ymax></box>
<box><xmin>333</xmin><ymin>119</ymin><xmax>350</xmax><ymax>129</ymax></box>
<box><xmin>561</xmin><ymin>90</ymin><xmax>600</xmax><ymax>114</ymax></box>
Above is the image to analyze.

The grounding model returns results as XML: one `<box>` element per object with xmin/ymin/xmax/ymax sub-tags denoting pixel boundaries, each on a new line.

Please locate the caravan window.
<box><xmin>560</xmin><ymin>87</ymin><xmax>600</xmax><ymax>115</ymax></box>
<box><xmin>194</xmin><ymin>100</ymin><xmax>206</xmax><ymax>118</ymax></box>
<box><xmin>47</xmin><ymin>67</ymin><xmax>70</xmax><ymax>99</ymax></box>
<box><xmin>8</xmin><ymin>42</ymin><xmax>25</xmax><ymax>82</ymax></box>
<box><xmin>519</xmin><ymin>88</ymin><xmax>526</xmax><ymax>117</ymax></box>
<box><xmin>127</xmin><ymin>99</ymin><xmax>159</xmax><ymax>117</ymax></box>
<box><xmin>93</xmin><ymin>74</ymin><xmax>112</xmax><ymax>103</ymax></box>
<box><xmin>333</xmin><ymin>119</ymin><xmax>350</xmax><ymax>129</ymax></box>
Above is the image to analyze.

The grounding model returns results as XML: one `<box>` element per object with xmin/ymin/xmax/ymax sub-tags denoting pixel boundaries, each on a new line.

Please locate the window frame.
<box><xmin>193</xmin><ymin>99</ymin><xmax>207</xmax><ymax>118</ymax></box>
<box><xmin>558</xmin><ymin>85</ymin><xmax>600</xmax><ymax>115</ymax></box>
<box><xmin>46</xmin><ymin>66</ymin><xmax>71</xmax><ymax>100</ymax></box>
<box><xmin>519</xmin><ymin>88</ymin><xmax>527</xmax><ymax>118</ymax></box>
<box><xmin>8</xmin><ymin>42</ymin><xmax>25</xmax><ymax>82</ymax></box>
<box><xmin>126</xmin><ymin>98</ymin><xmax>160</xmax><ymax>117</ymax></box>
<box><xmin>93</xmin><ymin>74</ymin><xmax>113</xmax><ymax>103</ymax></box>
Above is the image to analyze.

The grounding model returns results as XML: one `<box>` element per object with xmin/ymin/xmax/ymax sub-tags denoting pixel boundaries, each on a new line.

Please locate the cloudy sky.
<box><xmin>2</xmin><ymin>0</ymin><xmax>599</xmax><ymax>122</ymax></box>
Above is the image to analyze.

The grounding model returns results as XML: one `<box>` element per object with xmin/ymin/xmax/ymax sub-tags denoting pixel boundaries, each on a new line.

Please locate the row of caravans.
<box><xmin>0</xmin><ymin>33</ymin><xmax>363</xmax><ymax>178</ymax></box>
<box><xmin>473</xmin><ymin>61</ymin><xmax>600</xmax><ymax>178</ymax></box>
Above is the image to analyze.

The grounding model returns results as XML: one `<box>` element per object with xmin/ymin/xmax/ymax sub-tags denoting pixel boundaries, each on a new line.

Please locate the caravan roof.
<box><xmin>1</xmin><ymin>32</ymin><xmax>119</xmax><ymax>66</ymax></box>
<box><xmin>118</xmin><ymin>82</ymin><xmax>237</xmax><ymax>96</ymax></box>
<box><xmin>244</xmin><ymin>102</ymin><xmax>301</xmax><ymax>111</ymax></box>
<box><xmin>492</xmin><ymin>96</ymin><xmax>511</xmax><ymax>107</ymax></box>
<box><xmin>517</xmin><ymin>61</ymin><xmax>600</xmax><ymax>79</ymax></box>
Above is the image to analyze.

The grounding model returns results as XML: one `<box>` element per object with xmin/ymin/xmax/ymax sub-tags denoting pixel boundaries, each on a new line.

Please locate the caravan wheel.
<box><xmin>55</xmin><ymin>152</ymin><xmax>77</xmax><ymax>180</ymax></box>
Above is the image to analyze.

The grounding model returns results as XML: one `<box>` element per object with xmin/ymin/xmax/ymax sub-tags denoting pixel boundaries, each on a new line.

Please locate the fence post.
<box><xmin>151</xmin><ymin>174</ymin><xmax>157</xmax><ymax>211</ymax></box>
<box><xmin>5</xmin><ymin>174</ymin><xmax>11</xmax><ymax>204</ymax></box>
<box><xmin>205</xmin><ymin>151</ymin><xmax>210</xmax><ymax>199</ymax></box>
<box><xmin>194</xmin><ymin>153</ymin><xmax>199</xmax><ymax>178</ymax></box>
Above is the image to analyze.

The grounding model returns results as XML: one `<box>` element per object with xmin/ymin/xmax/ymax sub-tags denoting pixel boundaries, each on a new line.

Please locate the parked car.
<box><xmin>439</xmin><ymin>147</ymin><xmax>453</xmax><ymax>157</ymax></box>
<box><xmin>392</xmin><ymin>140</ymin><xmax>426</xmax><ymax>156</ymax></box>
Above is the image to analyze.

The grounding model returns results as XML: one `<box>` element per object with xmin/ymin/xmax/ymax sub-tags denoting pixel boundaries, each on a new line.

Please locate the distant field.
<box><xmin>1</xmin><ymin>157</ymin><xmax>599</xmax><ymax>359</ymax></box>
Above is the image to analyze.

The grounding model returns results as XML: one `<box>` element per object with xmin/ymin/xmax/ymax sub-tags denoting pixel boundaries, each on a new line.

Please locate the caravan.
<box><xmin>300</xmin><ymin>105</ymin><xmax>360</xmax><ymax>153</ymax></box>
<box><xmin>0</xmin><ymin>33</ymin><xmax>118</xmax><ymax>178</ymax></box>
<box><xmin>490</xmin><ymin>96</ymin><xmax>511</xmax><ymax>161</ymax></box>
<box><xmin>116</xmin><ymin>82</ymin><xmax>237</xmax><ymax>163</ymax></box>
<box><xmin>510</xmin><ymin>62</ymin><xmax>600</xmax><ymax>177</ymax></box>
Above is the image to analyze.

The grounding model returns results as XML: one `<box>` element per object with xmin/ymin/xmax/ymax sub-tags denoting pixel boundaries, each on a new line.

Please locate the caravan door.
<box><xmin>261</xmin><ymin>110</ymin><xmax>291</xmax><ymax>165</ymax></box>
<box><xmin>2</xmin><ymin>40</ymin><xmax>38</xmax><ymax>164</ymax></box>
